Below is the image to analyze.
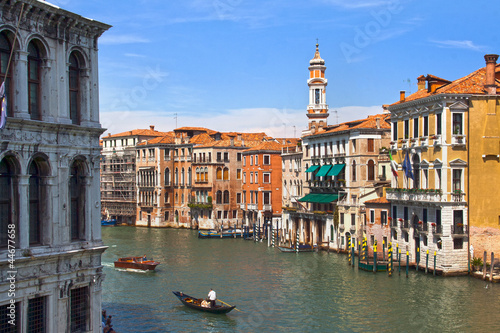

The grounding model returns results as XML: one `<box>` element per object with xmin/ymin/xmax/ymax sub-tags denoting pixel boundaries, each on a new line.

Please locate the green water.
<box><xmin>101</xmin><ymin>227</ymin><xmax>500</xmax><ymax>332</ymax></box>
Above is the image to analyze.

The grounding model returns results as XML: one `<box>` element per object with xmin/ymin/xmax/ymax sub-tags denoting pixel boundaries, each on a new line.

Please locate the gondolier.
<box><xmin>208</xmin><ymin>288</ymin><xmax>217</xmax><ymax>307</ymax></box>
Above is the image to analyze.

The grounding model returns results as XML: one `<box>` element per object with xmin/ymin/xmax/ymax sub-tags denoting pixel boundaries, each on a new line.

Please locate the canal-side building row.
<box><xmin>100</xmin><ymin>126</ymin><xmax>169</xmax><ymax>225</ymax></box>
<box><xmin>387</xmin><ymin>54</ymin><xmax>500</xmax><ymax>274</ymax></box>
<box><xmin>0</xmin><ymin>1</ymin><xmax>110</xmax><ymax>331</ymax></box>
<box><xmin>281</xmin><ymin>44</ymin><xmax>392</xmax><ymax>253</ymax></box>
<box><xmin>133</xmin><ymin>127</ymin><xmax>271</xmax><ymax>228</ymax></box>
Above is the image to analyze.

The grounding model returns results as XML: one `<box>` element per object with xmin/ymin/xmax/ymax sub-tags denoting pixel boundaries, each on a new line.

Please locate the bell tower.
<box><xmin>305</xmin><ymin>43</ymin><xmax>329</xmax><ymax>134</ymax></box>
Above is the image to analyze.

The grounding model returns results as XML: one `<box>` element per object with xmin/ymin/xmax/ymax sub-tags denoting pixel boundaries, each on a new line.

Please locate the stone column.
<box><xmin>14</xmin><ymin>50</ymin><xmax>30</xmax><ymax>119</ymax></box>
<box><xmin>17</xmin><ymin>175</ymin><xmax>29</xmax><ymax>249</ymax></box>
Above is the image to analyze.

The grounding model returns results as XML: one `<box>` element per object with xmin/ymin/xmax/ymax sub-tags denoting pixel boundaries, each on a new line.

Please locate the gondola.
<box><xmin>172</xmin><ymin>291</ymin><xmax>236</xmax><ymax>314</ymax></box>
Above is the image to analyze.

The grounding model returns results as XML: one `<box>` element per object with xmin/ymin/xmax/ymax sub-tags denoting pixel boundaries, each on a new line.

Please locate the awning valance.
<box><xmin>305</xmin><ymin>165</ymin><xmax>319</xmax><ymax>173</ymax></box>
<box><xmin>327</xmin><ymin>164</ymin><xmax>346</xmax><ymax>177</ymax></box>
<box><xmin>315</xmin><ymin>165</ymin><xmax>332</xmax><ymax>177</ymax></box>
<box><xmin>297</xmin><ymin>193</ymin><xmax>340</xmax><ymax>203</ymax></box>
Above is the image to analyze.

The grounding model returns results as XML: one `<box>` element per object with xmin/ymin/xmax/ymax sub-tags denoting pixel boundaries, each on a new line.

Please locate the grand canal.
<box><xmin>101</xmin><ymin>227</ymin><xmax>500</xmax><ymax>332</ymax></box>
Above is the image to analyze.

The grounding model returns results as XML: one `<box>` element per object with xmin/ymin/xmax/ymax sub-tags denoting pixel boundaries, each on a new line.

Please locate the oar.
<box><xmin>218</xmin><ymin>299</ymin><xmax>243</xmax><ymax>312</ymax></box>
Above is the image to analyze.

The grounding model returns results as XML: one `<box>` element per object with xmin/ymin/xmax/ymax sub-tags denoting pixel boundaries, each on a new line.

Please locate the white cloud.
<box><xmin>323</xmin><ymin>0</ymin><xmax>395</xmax><ymax>9</ymax></box>
<box><xmin>430</xmin><ymin>39</ymin><xmax>485</xmax><ymax>51</ymax></box>
<box><xmin>100</xmin><ymin>106</ymin><xmax>384</xmax><ymax>138</ymax></box>
<box><xmin>99</xmin><ymin>34</ymin><xmax>150</xmax><ymax>45</ymax></box>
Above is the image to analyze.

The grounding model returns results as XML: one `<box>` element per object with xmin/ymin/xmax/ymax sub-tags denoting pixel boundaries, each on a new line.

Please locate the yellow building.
<box><xmin>387</xmin><ymin>54</ymin><xmax>500</xmax><ymax>274</ymax></box>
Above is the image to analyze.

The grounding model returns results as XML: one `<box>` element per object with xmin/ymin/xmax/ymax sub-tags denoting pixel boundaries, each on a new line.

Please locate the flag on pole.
<box><xmin>389</xmin><ymin>151</ymin><xmax>398</xmax><ymax>178</ymax></box>
<box><xmin>402</xmin><ymin>151</ymin><xmax>414</xmax><ymax>180</ymax></box>
<box><xmin>0</xmin><ymin>82</ymin><xmax>6</xmax><ymax>130</ymax></box>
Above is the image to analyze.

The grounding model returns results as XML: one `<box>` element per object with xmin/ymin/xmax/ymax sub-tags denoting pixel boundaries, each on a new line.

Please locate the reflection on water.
<box><xmin>102</xmin><ymin>228</ymin><xmax>500</xmax><ymax>332</ymax></box>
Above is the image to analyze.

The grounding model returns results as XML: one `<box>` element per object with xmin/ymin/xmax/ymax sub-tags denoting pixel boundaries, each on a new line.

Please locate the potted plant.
<box><xmin>471</xmin><ymin>257</ymin><xmax>483</xmax><ymax>272</ymax></box>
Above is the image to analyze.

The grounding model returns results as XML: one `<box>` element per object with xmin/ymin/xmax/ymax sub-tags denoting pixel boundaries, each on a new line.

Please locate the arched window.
<box><xmin>28</xmin><ymin>41</ymin><xmax>41</xmax><ymax>120</ymax></box>
<box><xmin>223</xmin><ymin>167</ymin><xmax>229</xmax><ymax>180</ymax></box>
<box><xmin>181</xmin><ymin>168</ymin><xmax>185</xmax><ymax>186</ymax></box>
<box><xmin>29</xmin><ymin>161</ymin><xmax>42</xmax><ymax>244</ymax></box>
<box><xmin>204</xmin><ymin>167</ymin><xmax>208</xmax><ymax>182</ymax></box>
<box><xmin>0</xmin><ymin>156</ymin><xmax>18</xmax><ymax>247</ymax></box>
<box><xmin>352</xmin><ymin>161</ymin><xmax>357</xmax><ymax>182</ymax></box>
<box><xmin>188</xmin><ymin>167</ymin><xmax>192</xmax><ymax>186</ymax></box>
<box><xmin>175</xmin><ymin>168</ymin><xmax>179</xmax><ymax>186</ymax></box>
<box><xmin>223</xmin><ymin>190</ymin><xmax>230</xmax><ymax>204</ymax></box>
<box><xmin>216</xmin><ymin>167</ymin><xmax>222</xmax><ymax>180</ymax></box>
<box><xmin>164</xmin><ymin>168</ymin><xmax>170</xmax><ymax>186</ymax></box>
<box><xmin>367</xmin><ymin>160</ymin><xmax>375</xmax><ymax>181</ymax></box>
<box><xmin>69</xmin><ymin>52</ymin><xmax>81</xmax><ymax>125</ymax></box>
<box><xmin>70</xmin><ymin>160</ymin><xmax>85</xmax><ymax>241</ymax></box>
<box><xmin>216</xmin><ymin>190</ymin><xmax>222</xmax><ymax>203</ymax></box>
<box><xmin>0</xmin><ymin>32</ymin><xmax>13</xmax><ymax>117</ymax></box>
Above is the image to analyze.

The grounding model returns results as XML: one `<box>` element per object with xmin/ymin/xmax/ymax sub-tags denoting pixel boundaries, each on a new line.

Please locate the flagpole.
<box><xmin>2</xmin><ymin>3</ymin><xmax>25</xmax><ymax>87</ymax></box>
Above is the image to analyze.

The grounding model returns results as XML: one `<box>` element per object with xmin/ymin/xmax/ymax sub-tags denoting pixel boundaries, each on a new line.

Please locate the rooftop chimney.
<box><xmin>376</xmin><ymin>117</ymin><xmax>380</xmax><ymax>129</ymax></box>
<box><xmin>417</xmin><ymin>75</ymin><xmax>426</xmax><ymax>91</ymax></box>
<box><xmin>484</xmin><ymin>54</ymin><xmax>499</xmax><ymax>95</ymax></box>
<box><xmin>399</xmin><ymin>90</ymin><xmax>405</xmax><ymax>102</ymax></box>
<box><xmin>150</xmin><ymin>125</ymin><xmax>155</xmax><ymax>131</ymax></box>
<box><xmin>230</xmin><ymin>136</ymin><xmax>234</xmax><ymax>146</ymax></box>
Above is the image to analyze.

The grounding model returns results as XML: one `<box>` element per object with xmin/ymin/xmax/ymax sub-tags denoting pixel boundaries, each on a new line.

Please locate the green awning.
<box><xmin>327</xmin><ymin>164</ymin><xmax>346</xmax><ymax>177</ymax></box>
<box><xmin>298</xmin><ymin>193</ymin><xmax>340</xmax><ymax>203</ymax></box>
<box><xmin>315</xmin><ymin>165</ymin><xmax>332</xmax><ymax>177</ymax></box>
<box><xmin>305</xmin><ymin>165</ymin><xmax>319</xmax><ymax>173</ymax></box>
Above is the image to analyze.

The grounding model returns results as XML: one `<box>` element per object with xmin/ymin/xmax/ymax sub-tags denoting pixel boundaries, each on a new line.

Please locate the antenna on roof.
<box><xmin>404</xmin><ymin>78</ymin><xmax>412</xmax><ymax>94</ymax></box>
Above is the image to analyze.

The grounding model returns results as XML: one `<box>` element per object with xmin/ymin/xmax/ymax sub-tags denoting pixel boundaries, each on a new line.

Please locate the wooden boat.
<box><xmin>172</xmin><ymin>291</ymin><xmax>236</xmax><ymax>314</ymax></box>
<box><xmin>358</xmin><ymin>260</ymin><xmax>388</xmax><ymax>272</ymax></box>
<box><xmin>101</xmin><ymin>218</ymin><xmax>117</xmax><ymax>226</ymax></box>
<box><xmin>113</xmin><ymin>257</ymin><xmax>160</xmax><ymax>271</ymax></box>
<box><xmin>278</xmin><ymin>244</ymin><xmax>315</xmax><ymax>252</ymax></box>
<box><xmin>198</xmin><ymin>229</ymin><xmax>252</xmax><ymax>239</ymax></box>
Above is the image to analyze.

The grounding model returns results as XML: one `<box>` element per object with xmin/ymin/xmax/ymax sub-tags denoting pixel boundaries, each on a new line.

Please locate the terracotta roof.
<box><xmin>244</xmin><ymin>140</ymin><xmax>285</xmax><ymax>152</ymax></box>
<box><xmin>391</xmin><ymin>64</ymin><xmax>500</xmax><ymax>106</ymax></box>
<box><xmin>303</xmin><ymin>114</ymin><xmax>390</xmax><ymax>138</ymax></box>
<box><xmin>189</xmin><ymin>133</ymin><xmax>215</xmax><ymax>145</ymax></box>
<box><xmin>103</xmin><ymin>128</ymin><xmax>169</xmax><ymax>139</ymax></box>
<box><xmin>174</xmin><ymin>127</ymin><xmax>218</xmax><ymax>135</ymax></box>
<box><xmin>364</xmin><ymin>197</ymin><xmax>390</xmax><ymax>204</ymax></box>
<box><xmin>136</xmin><ymin>133</ymin><xmax>175</xmax><ymax>146</ymax></box>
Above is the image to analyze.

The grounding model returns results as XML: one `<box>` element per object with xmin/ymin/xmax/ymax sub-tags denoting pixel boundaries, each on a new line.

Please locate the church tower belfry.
<box><xmin>305</xmin><ymin>43</ymin><xmax>329</xmax><ymax>134</ymax></box>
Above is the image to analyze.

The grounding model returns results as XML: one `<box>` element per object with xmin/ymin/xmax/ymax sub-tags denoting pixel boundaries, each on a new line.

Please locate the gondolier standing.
<box><xmin>208</xmin><ymin>288</ymin><xmax>217</xmax><ymax>307</ymax></box>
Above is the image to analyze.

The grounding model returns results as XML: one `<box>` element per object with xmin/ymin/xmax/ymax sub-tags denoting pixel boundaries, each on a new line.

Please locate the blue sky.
<box><xmin>51</xmin><ymin>0</ymin><xmax>499</xmax><ymax>137</ymax></box>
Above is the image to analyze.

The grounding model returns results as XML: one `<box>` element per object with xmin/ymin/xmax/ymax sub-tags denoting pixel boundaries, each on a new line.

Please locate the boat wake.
<box><xmin>115</xmin><ymin>268</ymin><xmax>151</xmax><ymax>274</ymax></box>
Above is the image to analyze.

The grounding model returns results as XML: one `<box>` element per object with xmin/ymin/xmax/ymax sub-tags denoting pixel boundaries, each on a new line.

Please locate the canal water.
<box><xmin>101</xmin><ymin>227</ymin><xmax>500</xmax><ymax>332</ymax></box>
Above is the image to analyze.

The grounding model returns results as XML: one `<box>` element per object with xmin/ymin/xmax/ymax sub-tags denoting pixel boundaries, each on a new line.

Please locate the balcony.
<box><xmin>417</xmin><ymin>222</ymin><xmax>429</xmax><ymax>233</ymax></box>
<box><xmin>409</xmin><ymin>137</ymin><xmax>419</xmax><ymax>147</ymax></box>
<box><xmin>240</xmin><ymin>203</ymin><xmax>246</xmax><ymax>210</ymax></box>
<box><xmin>451</xmin><ymin>224</ymin><xmax>468</xmax><ymax>236</ymax></box>
<box><xmin>452</xmin><ymin>135</ymin><xmax>466</xmax><ymax>147</ymax></box>
<box><xmin>431</xmin><ymin>135</ymin><xmax>442</xmax><ymax>147</ymax></box>
<box><xmin>386</xmin><ymin>188</ymin><xmax>442</xmax><ymax>203</ymax></box>
<box><xmin>349</xmin><ymin>225</ymin><xmax>356</xmax><ymax>233</ymax></box>
<box><xmin>431</xmin><ymin>224</ymin><xmax>443</xmax><ymax>235</ymax></box>
<box><xmin>390</xmin><ymin>141</ymin><xmax>397</xmax><ymax>150</ymax></box>
<box><xmin>399</xmin><ymin>139</ymin><xmax>408</xmax><ymax>149</ymax></box>
<box><xmin>263</xmin><ymin>204</ymin><xmax>272</xmax><ymax>211</ymax></box>
<box><xmin>419</xmin><ymin>137</ymin><xmax>428</xmax><ymax>147</ymax></box>
<box><xmin>339</xmin><ymin>223</ymin><xmax>345</xmax><ymax>230</ymax></box>
<box><xmin>247</xmin><ymin>204</ymin><xmax>257</xmax><ymax>210</ymax></box>
<box><xmin>390</xmin><ymin>219</ymin><xmax>398</xmax><ymax>229</ymax></box>
<box><xmin>452</xmin><ymin>191</ymin><xmax>465</xmax><ymax>202</ymax></box>
<box><xmin>400</xmin><ymin>220</ymin><xmax>409</xmax><ymax>230</ymax></box>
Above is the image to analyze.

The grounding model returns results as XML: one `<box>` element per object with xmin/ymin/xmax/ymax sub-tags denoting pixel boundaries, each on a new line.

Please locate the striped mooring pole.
<box><xmin>362</xmin><ymin>237</ymin><xmax>367</xmax><ymax>261</ymax></box>
<box><xmin>425</xmin><ymin>249</ymin><xmax>429</xmax><ymax>274</ymax></box>
<box><xmin>388</xmin><ymin>242</ymin><xmax>393</xmax><ymax>277</ymax></box>
<box><xmin>272</xmin><ymin>227</ymin><xmax>275</xmax><ymax>247</ymax></box>
<box><xmin>351</xmin><ymin>242</ymin><xmax>355</xmax><ymax>268</ymax></box>
<box><xmin>416</xmin><ymin>247</ymin><xmax>420</xmax><ymax>271</ymax></box>
<box><xmin>295</xmin><ymin>231</ymin><xmax>299</xmax><ymax>253</ymax></box>
<box><xmin>348</xmin><ymin>237</ymin><xmax>352</xmax><ymax>265</ymax></box>
<box><xmin>433</xmin><ymin>251</ymin><xmax>437</xmax><ymax>276</ymax></box>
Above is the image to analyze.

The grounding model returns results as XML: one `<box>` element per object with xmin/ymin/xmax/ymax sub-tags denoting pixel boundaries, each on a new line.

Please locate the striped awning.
<box><xmin>305</xmin><ymin>165</ymin><xmax>320</xmax><ymax>173</ymax></box>
<box><xmin>327</xmin><ymin>164</ymin><xmax>346</xmax><ymax>177</ymax></box>
<box><xmin>315</xmin><ymin>165</ymin><xmax>332</xmax><ymax>177</ymax></box>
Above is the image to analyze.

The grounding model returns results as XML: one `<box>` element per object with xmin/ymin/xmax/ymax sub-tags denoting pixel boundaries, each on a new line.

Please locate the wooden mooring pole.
<box><xmin>490</xmin><ymin>252</ymin><xmax>495</xmax><ymax>282</ymax></box>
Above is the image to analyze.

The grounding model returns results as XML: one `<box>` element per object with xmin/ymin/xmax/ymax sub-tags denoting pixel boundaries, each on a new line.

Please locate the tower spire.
<box><xmin>304</xmin><ymin>42</ymin><xmax>328</xmax><ymax>135</ymax></box>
